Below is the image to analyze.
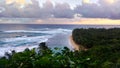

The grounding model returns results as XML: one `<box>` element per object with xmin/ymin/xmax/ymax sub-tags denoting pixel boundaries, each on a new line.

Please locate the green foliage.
<box><xmin>0</xmin><ymin>45</ymin><xmax>120</xmax><ymax>68</ymax></box>
<box><xmin>72</xmin><ymin>28</ymin><xmax>120</xmax><ymax>48</ymax></box>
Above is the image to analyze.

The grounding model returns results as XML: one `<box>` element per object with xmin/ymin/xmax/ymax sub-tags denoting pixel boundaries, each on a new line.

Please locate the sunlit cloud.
<box><xmin>74</xmin><ymin>18</ymin><xmax>120</xmax><ymax>25</ymax></box>
<box><xmin>105</xmin><ymin>0</ymin><xmax>116</xmax><ymax>4</ymax></box>
<box><xmin>83</xmin><ymin>0</ymin><xmax>91</xmax><ymax>4</ymax></box>
<box><xmin>6</xmin><ymin>0</ymin><xmax>32</xmax><ymax>8</ymax></box>
<box><xmin>34</xmin><ymin>18</ymin><xmax>120</xmax><ymax>25</ymax></box>
<box><xmin>0</xmin><ymin>17</ymin><xmax>120</xmax><ymax>25</ymax></box>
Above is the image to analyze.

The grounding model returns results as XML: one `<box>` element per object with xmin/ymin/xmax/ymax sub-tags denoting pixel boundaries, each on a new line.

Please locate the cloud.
<box><xmin>33</xmin><ymin>18</ymin><xmax>120</xmax><ymax>25</ymax></box>
<box><xmin>53</xmin><ymin>3</ymin><xmax>74</xmax><ymax>18</ymax></box>
<box><xmin>0</xmin><ymin>18</ymin><xmax>35</xmax><ymax>24</ymax></box>
<box><xmin>0</xmin><ymin>0</ymin><xmax>120</xmax><ymax>20</ymax></box>
<box><xmin>82</xmin><ymin>0</ymin><xmax>91</xmax><ymax>4</ymax></box>
<box><xmin>0</xmin><ymin>0</ymin><xmax>73</xmax><ymax>18</ymax></box>
<box><xmin>75</xmin><ymin>0</ymin><xmax>120</xmax><ymax>19</ymax></box>
<box><xmin>0</xmin><ymin>7</ymin><xmax>5</xmax><ymax>13</ymax></box>
<box><xmin>6</xmin><ymin>0</ymin><xmax>32</xmax><ymax>8</ymax></box>
<box><xmin>35</xmin><ymin>18</ymin><xmax>78</xmax><ymax>24</ymax></box>
<box><xmin>74</xmin><ymin>18</ymin><xmax>120</xmax><ymax>25</ymax></box>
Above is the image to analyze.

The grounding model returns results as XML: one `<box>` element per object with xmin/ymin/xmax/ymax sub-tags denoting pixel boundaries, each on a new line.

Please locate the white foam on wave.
<box><xmin>2</xmin><ymin>35</ymin><xmax>51</xmax><ymax>43</ymax></box>
<box><xmin>0</xmin><ymin>34</ymin><xmax>53</xmax><ymax>56</ymax></box>
<box><xmin>0</xmin><ymin>45</ymin><xmax>38</xmax><ymax>57</ymax></box>
<box><xmin>0</xmin><ymin>28</ymin><xmax>72</xmax><ymax>57</ymax></box>
<box><xmin>4</xmin><ymin>28</ymin><xmax>72</xmax><ymax>34</ymax></box>
<box><xmin>0</xmin><ymin>35</ymin><xmax>53</xmax><ymax>57</ymax></box>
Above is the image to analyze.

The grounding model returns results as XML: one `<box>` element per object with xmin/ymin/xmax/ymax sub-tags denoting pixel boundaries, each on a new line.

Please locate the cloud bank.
<box><xmin>0</xmin><ymin>0</ymin><xmax>120</xmax><ymax>19</ymax></box>
<box><xmin>75</xmin><ymin>0</ymin><xmax>120</xmax><ymax>19</ymax></box>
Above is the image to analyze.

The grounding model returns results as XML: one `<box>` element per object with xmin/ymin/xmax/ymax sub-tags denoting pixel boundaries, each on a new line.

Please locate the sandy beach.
<box><xmin>69</xmin><ymin>35</ymin><xmax>87</xmax><ymax>51</ymax></box>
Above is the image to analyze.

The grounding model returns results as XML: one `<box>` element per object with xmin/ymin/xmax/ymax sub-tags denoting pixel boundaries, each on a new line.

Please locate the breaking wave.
<box><xmin>0</xmin><ymin>28</ymin><xmax>72</xmax><ymax>57</ymax></box>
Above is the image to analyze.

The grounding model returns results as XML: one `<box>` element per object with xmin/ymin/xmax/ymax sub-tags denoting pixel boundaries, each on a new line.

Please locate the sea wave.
<box><xmin>3</xmin><ymin>28</ymin><xmax>72</xmax><ymax>34</ymax></box>
<box><xmin>0</xmin><ymin>35</ymin><xmax>52</xmax><ymax>46</ymax></box>
<box><xmin>0</xmin><ymin>35</ymin><xmax>52</xmax><ymax>57</ymax></box>
<box><xmin>0</xmin><ymin>45</ymin><xmax>38</xmax><ymax>57</ymax></box>
<box><xmin>0</xmin><ymin>28</ymin><xmax>72</xmax><ymax>57</ymax></box>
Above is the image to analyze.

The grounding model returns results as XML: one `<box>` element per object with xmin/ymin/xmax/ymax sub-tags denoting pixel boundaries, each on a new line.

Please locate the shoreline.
<box><xmin>69</xmin><ymin>35</ymin><xmax>87</xmax><ymax>51</ymax></box>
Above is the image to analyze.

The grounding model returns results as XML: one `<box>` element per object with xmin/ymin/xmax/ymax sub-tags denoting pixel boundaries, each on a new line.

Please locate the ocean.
<box><xmin>0</xmin><ymin>24</ymin><xmax>120</xmax><ymax>57</ymax></box>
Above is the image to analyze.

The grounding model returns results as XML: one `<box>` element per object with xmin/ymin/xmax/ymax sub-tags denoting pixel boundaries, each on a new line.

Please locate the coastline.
<box><xmin>69</xmin><ymin>35</ymin><xmax>87</xmax><ymax>51</ymax></box>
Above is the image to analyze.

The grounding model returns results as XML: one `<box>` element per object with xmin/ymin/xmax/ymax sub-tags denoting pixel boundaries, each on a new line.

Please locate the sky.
<box><xmin>0</xmin><ymin>0</ymin><xmax>120</xmax><ymax>25</ymax></box>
